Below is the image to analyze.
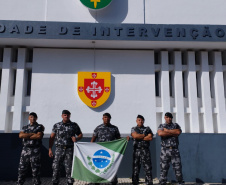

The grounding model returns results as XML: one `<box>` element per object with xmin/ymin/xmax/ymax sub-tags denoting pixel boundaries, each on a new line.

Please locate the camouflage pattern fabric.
<box><xmin>17</xmin><ymin>147</ymin><xmax>41</xmax><ymax>185</ymax></box>
<box><xmin>93</xmin><ymin>123</ymin><xmax>120</xmax><ymax>184</ymax></box>
<box><xmin>131</xmin><ymin>126</ymin><xmax>153</xmax><ymax>185</ymax></box>
<box><xmin>21</xmin><ymin>122</ymin><xmax>44</xmax><ymax>147</ymax></box>
<box><xmin>52</xmin><ymin>121</ymin><xmax>82</xmax><ymax>147</ymax></box>
<box><xmin>157</xmin><ymin>123</ymin><xmax>182</xmax><ymax>148</ymax></box>
<box><xmin>52</xmin><ymin>147</ymin><xmax>74</xmax><ymax>184</ymax></box>
<box><xmin>159</xmin><ymin>147</ymin><xmax>183</xmax><ymax>185</ymax></box>
<box><xmin>17</xmin><ymin>122</ymin><xmax>44</xmax><ymax>185</ymax></box>
<box><xmin>158</xmin><ymin>122</ymin><xmax>183</xmax><ymax>184</ymax></box>
<box><xmin>93</xmin><ymin>123</ymin><xmax>120</xmax><ymax>142</ymax></box>
<box><xmin>51</xmin><ymin>120</ymin><xmax>81</xmax><ymax>184</ymax></box>
<box><xmin>131</xmin><ymin>126</ymin><xmax>153</xmax><ymax>148</ymax></box>
<box><xmin>132</xmin><ymin>148</ymin><xmax>153</xmax><ymax>185</ymax></box>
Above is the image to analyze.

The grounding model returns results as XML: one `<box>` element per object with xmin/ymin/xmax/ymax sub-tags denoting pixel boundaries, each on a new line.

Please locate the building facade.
<box><xmin>0</xmin><ymin>0</ymin><xmax>226</xmax><ymax>135</ymax></box>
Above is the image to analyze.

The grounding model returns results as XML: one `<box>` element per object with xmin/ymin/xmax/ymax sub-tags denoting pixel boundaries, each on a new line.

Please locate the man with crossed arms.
<box><xmin>157</xmin><ymin>112</ymin><xmax>184</xmax><ymax>185</ymax></box>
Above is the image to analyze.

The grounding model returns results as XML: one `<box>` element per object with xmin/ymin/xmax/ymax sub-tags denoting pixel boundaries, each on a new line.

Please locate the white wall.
<box><xmin>146</xmin><ymin>0</ymin><xmax>226</xmax><ymax>25</ymax></box>
<box><xmin>30</xmin><ymin>49</ymin><xmax>156</xmax><ymax>134</ymax></box>
<box><xmin>0</xmin><ymin>0</ymin><xmax>226</xmax><ymax>25</ymax></box>
<box><xmin>1</xmin><ymin>48</ymin><xmax>226</xmax><ymax>134</ymax></box>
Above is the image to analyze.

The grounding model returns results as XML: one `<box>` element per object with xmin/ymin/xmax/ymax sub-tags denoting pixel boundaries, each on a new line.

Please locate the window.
<box><xmin>26</xmin><ymin>70</ymin><xmax>32</xmax><ymax>96</ymax></box>
<box><xmin>154</xmin><ymin>52</ymin><xmax>160</xmax><ymax>64</ymax></box>
<box><xmin>12</xmin><ymin>69</ymin><xmax>17</xmax><ymax>96</ymax></box>
<box><xmin>12</xmin><ymin>49</ymin><xmax>18</xmax><ymax>63</ymax></box>
<box><xmin>27</xmin><ymin>49</ymin><xmax>33</xmax><ymax>63</ymax></box>
<box><xmin>155</xmin><ymin>71</ymin><xmax>160</xmax><ymax>96</ymax></box>
<box><xmin>182</xmin><ymin>71</ymin><xmax>188</xmax><ymax>98</ymax></box>
<box><xmin>169</xmin><ymin>71</ymin><xmax>174</xmax><ymax>97</ymax></box>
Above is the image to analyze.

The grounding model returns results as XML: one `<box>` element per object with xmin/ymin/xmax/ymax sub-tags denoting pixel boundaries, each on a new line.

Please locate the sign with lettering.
<box><xmin>1</xmin><ymin>20</ymin><xmax>226</xmax><ymax>42</ymax></box>
<box><xmin>78</xmin><ymin>72</ymin><xmax>111</xmax><ymax>108</ymax></box>
<box><xmin>80</xmin><ymin>0</ymin><xmax>112</xmax><ymax>10</ymax></box>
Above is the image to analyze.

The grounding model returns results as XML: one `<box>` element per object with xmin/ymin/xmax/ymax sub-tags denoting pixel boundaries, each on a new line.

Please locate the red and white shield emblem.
<box><xmin>78</xmin><ymin>72</ymin><xmax>111</xmax><ymax>108</ymax></box>
<box><xmin>84</xmin><ymin>79</ymin><xmax>104</xmax><ymax>100</ymax></box>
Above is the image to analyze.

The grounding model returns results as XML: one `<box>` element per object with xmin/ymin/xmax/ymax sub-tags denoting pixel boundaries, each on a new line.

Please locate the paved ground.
<box><xmin>1</xmin><ymin>178</ymin><xmax>135</xmax><ymax>185</ymax></box>
<box><xmin>1</xmin><ymin>178</ymin><xmax>224</xmax><ymax>185</ymax></box>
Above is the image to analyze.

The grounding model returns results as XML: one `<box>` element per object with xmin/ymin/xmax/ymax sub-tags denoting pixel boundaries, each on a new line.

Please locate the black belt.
<box><xmin>57</xmin><ymin>145</ymin><xmax>73</xmax><ymax>149</ymax></box>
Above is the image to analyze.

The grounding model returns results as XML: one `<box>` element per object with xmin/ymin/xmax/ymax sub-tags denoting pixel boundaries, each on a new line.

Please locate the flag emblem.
<box><xmin>92</xmin><ymin>150</ymin><xmax>111</xmax><ymax>169</ymax></box>
<box><xmin>72</xmin><ymin>138</ymin><xmax>128</xmax><ymax>183</ymax></box>
<box><xmin>78</xmin><ymin>72</ymin><xmax>111</xmax><ymax>108</ymax></box>
<box><xmin>80</xmin><ymin>0</ymin><xmax>113</xmax><ymax>10</ymax></box>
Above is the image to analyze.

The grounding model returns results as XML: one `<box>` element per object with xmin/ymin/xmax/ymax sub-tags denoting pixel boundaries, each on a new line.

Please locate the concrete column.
<box><xmin>160</xmin><ymin>51</ymin><xmax>170</xmax><ymax>122</ymax></box>
<box><xmin>187</xmin><ymin>51</ymin><xmax>199</xmax><ymax>132</ymax></box>
<box><xmin>12</xmin><ymin>49</ymin><xmax>26</xmax><ymax>131</ymax></box>
<box><xmin>213</xmin><ymin>52</ymin><xmax>226</xmax><ymax>133</ymax></box>
<box><xmin>174</xmin><ymin>51</ymin><xmax>185</xmax><ymax>131</ymax></box>
<box><xmin>149</xmin><ymin>51</ymin><xmax>157</xmax><ymax>132</ymax></box>
<box><xmin>0</xmin><ymin>48</ymin><xmax>12</xmax><ymax>132</ymax></box>
<box><xmin>200</xmin><ymin>52</ymin><xmax>214</xmax><ymax>133</ymax></box>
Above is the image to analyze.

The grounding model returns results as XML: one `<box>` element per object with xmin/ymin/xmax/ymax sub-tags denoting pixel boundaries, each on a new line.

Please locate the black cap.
<box><xmin>103</xmin><ymin>113</ymin><xmax>111</xmax><ymax>119</ymax></box>
<box><xmin>62</xmin><ymin>110</ymin><xmax>71</xmax><ymax>115</ymax></box>
<box><xmin>29</xmin><ymin>112</ymin><xmax>37</xmax><ymax>118</ymax></box>
<box><xmin>137</xmin><ymin>115</ymin><xmax>145</xmax><ymax>120</ymax></box>
<box><xmin>165</xmin><ymin>112</ymin><xmax>173</xmax><ymax>118</ymax></box>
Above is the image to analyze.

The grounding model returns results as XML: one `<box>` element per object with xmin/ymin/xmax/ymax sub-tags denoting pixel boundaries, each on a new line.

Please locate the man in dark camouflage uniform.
<box><xmin>131</xmin><ymin>115</ymin><xmax>153</xmax><ymax>185</ymax></box>
<box><xmin>91</xmin><ymin>113</ymin><xmax>129</xmax><ymax>185</ymax></box>
<box><xmin>157</xmin><ymin>112</ymin><xmax>184</xmax><ymax>185</ymax></box>
<box><xmin>17</xmin><ymin>112</ymin><xmax>45</xmax><ymax>185</ymax></box>
<box><xmin>49</xmin><ymin>110</ymin><xmax>83</xmax><ymax>185</ymax></box>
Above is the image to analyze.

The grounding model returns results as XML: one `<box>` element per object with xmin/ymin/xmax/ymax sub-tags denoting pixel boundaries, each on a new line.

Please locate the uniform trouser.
<box><xmin>17</xmin><ymin>147</ymin><xmax>41</xmax><ymax>185</ymax></box>
<box><xmin>132</xmin><ymin>148</ymin><xmax>153</xmax><ymax>185</ymax></box>
<box><xmin>159</xmin><ymin>147</ymin><xmax>183</xmax><ymax>185</ymax></box>
<box><xmin>52</xmin><ymin>147</ymin><xmax>74</xmax><ymax>184</ymax></box>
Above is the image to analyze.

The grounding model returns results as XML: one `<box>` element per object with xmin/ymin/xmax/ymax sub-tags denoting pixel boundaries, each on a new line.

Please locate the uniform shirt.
<box><xmin>52</xmin><ymin>121</ymin><xmax>82</xmax><ymax>147</ymax></box>
<box><xmin>21</xmin><ymin>122</ymin><xmax>44</xmax><ymax>147</ymax></box>
<box><xmin>93</xmin><ymin>123</ymin><xmax>120</xmax><ymax>142</ymax></box>
<box><xmin>131</xmin><ymin>126</ymin><xmax>153</xmax><ymax>148</ymax></box>
<box><xmin>158</xmin><ymin>122</ymin><xmax>182</xmax><ymax>148</ymax></box>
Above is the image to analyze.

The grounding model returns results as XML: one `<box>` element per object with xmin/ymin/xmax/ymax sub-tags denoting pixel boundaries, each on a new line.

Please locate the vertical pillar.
<box><xmin>160</xmin><ymin>51</ymin><xmax>170</xmax><ymax>122</ymax></box>
<box><xmin>149</xmin><ymin>51</ymin><xmax>157</xmax><ymax>132</ymax></box>
<box><xmin>200</xmin><ymin>52</ymin><xmax>214</xmax><ymax>133</ymax></box>
<box><xmin>213</xmin><ymin>52</ymin><xmax>226</xmax><ymax>133</ymax></box>
<box><xmin>174</xmin><ymin>51</ymin><xmax>185</xmax><ymax>131</ymax></box>
<box><xmin>12</xmin><ymin>49</ymin><xmax>26</xmax><ymax>131</ymax></box>
<box><xmin>187</xmin><ymin>51</ymin><xmax>199</xmax><ymax>132</ymax></box>
<box><xmin>0</xmin><ymin>48</ymin><xmax>12</xmax><ymax>132</ymax></box>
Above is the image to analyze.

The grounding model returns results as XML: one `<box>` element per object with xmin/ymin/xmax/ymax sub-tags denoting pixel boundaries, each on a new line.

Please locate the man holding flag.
<box><xmin>91</xmin><ymin>113</ymin><xmax>121</xmax><ymax>143</ymax></box>
<box><xmin>71</xmin><ymin>112</ymin><xmax>129</xmax><ymax>185</ymax></box>
<box><xmin>91</xmin><ymin>112</ymin><xmax>128</xmax><ymax>185</ymax></box>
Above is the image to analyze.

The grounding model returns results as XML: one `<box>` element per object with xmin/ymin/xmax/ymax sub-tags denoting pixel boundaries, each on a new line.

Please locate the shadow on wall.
<box><xmin>89</xmin><ymin>0</ymin><xmax>128</xmax><ymax>23</ymax></box>
<box><xmin>89</xmin><ymin>75</ymin><xmax>115</xmax><ymax>112</ymax></box>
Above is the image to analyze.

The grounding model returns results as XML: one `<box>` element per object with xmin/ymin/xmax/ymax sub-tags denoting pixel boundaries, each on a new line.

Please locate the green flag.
<box><xmin>71</xmin><ymin>138</ymin><xmax>128</xmax><ymax>183</ymax></box>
